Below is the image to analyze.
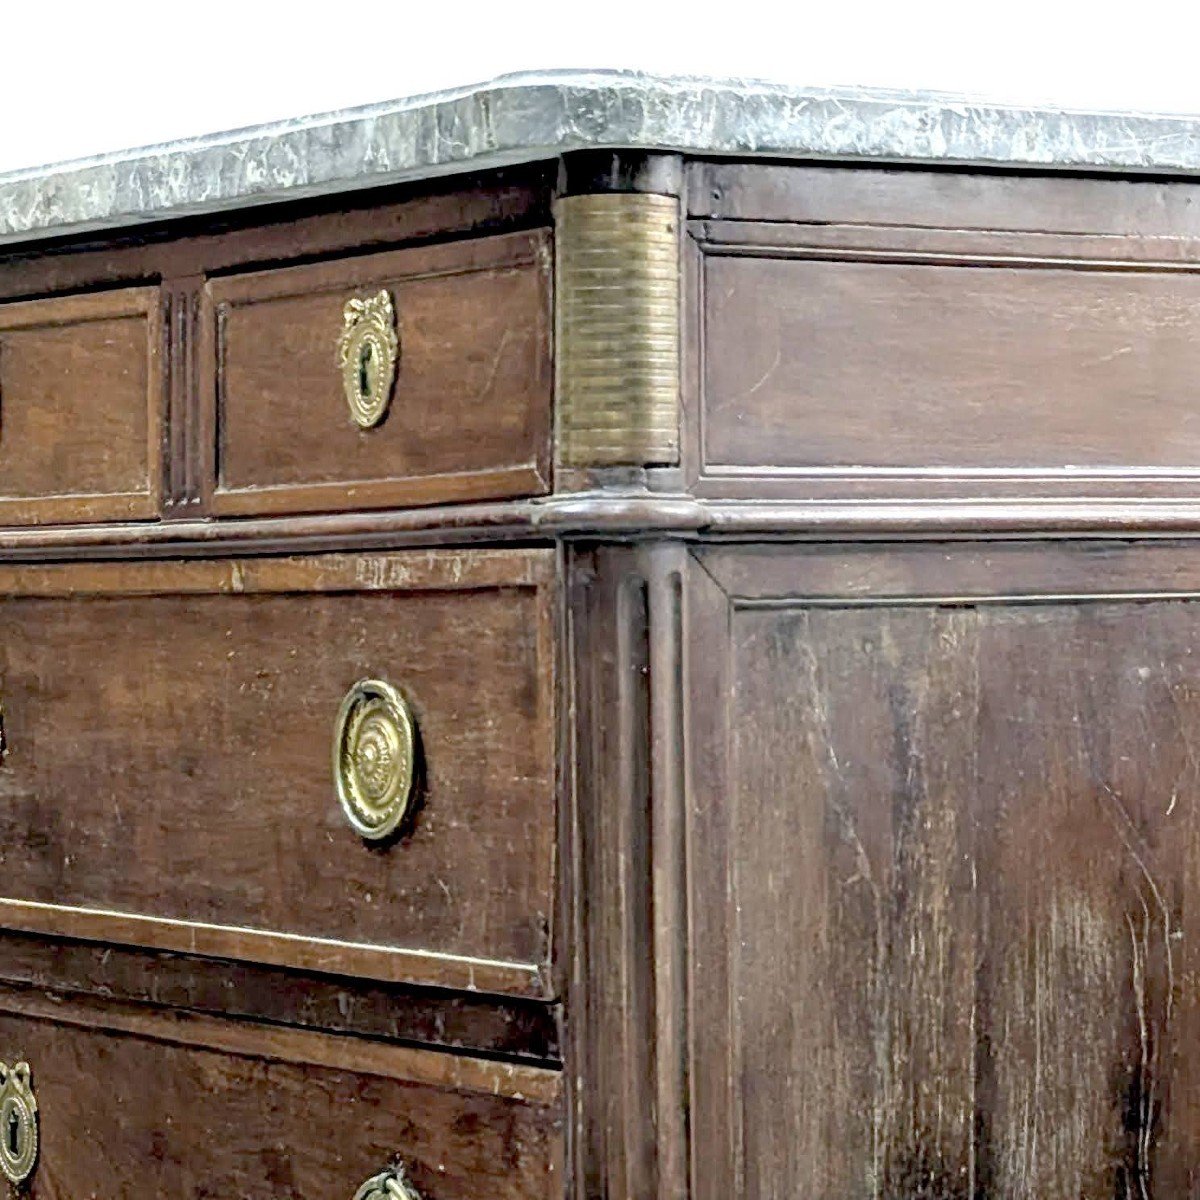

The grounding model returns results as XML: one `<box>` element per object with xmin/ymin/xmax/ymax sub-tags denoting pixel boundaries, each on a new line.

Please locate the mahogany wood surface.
<box><xmin>0</xmin><ymin>929</ymin><xmax>560</xmax><ymax>1061</ymax></box>
<box><xmin>0</xmin><ymin>551</ymin><xmax>557</xmax><ymax>997</ymax></box>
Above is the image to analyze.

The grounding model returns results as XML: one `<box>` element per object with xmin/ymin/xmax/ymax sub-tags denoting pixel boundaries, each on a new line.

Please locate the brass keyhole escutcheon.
<box><xmin>0</xmin><ymin>1062</ymin><xmax>37</xmax><ymax>1187</ymax></box>
<box><xmin>333</xmin><ymin>680</ymin><xmax>417</xmax><ymax>841</ymax></box>
<box><xmin>352</xmin><ymin>1165</ymin><xmax>422</xmax><ymax>1200</ymax></box>
<box><xmin>338</xmin><ymin>290</ymin><xmax>399</xmax><ymax>429</ymax></box>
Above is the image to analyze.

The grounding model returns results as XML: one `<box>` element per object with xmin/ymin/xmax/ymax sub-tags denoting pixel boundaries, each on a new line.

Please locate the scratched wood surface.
<box><xmin>689</xmin><ymin>562</ymin><xmax>1200</xmax><ymax>1199</ymax></box>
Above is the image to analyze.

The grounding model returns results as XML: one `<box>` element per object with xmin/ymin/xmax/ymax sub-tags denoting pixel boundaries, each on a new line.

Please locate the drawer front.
<box><xmin>688</xmin><ymin>164</ymin><xmax>1200</xmax><ymax>502</ymax></box>
<box><xmin>0</xmin><ymin>288</ymin><xmax>162</xmax><ymax>525</ymax></box>
<box><xmin>0</xmin><ymin>992</ymin><xmax>561</xmax><ymax>1199</ymax></box>
<box><xmin>0</xmin><ymin>550</ymin><xmax>556</xmax><ymax>996</ymax></box>
<box><xmin>205</xmin><ymin>231</ymin><xmax>552</xmax><ymax>516</ymax></box>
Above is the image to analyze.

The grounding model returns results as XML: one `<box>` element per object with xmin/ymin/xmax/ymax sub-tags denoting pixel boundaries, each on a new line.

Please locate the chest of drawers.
<box><xmin>3</xmin><ymin>72</ymin><xmax>1200</xmax><ymax>1198</ymax></box>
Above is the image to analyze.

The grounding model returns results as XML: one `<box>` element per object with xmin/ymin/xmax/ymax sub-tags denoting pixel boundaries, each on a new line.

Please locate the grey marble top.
<box><xmin>5</xmin><ymin>69</ymin><xmax>1200</xmax><ymax>248</ymax></box>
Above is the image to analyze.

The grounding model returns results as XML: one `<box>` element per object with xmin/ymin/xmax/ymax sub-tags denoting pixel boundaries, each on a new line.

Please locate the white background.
<box><xmin>3</xmin><ymin>0</ymin><xmax>1200</xmax><ymax>173</ymax></box>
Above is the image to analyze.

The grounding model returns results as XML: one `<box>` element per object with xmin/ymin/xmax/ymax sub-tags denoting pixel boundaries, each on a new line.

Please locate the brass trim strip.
<box><xmin>555</xmin><ymin>192</ymin><xmax>680</xmax><ymax>467</ymax></box>
<box><xmin>0</xmin><ymin>898</ymin><xmax>544</xmax><ymax>998</ymax></box>
<box><xmin>0</xmin><ymin>987</ymin><xmax>562</xmax><ymax>1101</ymax></box>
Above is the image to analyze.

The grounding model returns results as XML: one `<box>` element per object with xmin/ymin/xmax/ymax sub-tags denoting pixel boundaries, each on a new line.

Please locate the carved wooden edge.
<box><xmin>17</xmin><ymin>495</ymin><xmax>1200</xmax><ymax>561</ymax></box>
<box><xmin>161</xmin><ymin>276</ymin><xmax>202</xmax><ymax>517</ymax></box>
<box><xmin>0</xmin><ymin>166</ymin><xmax>555</xmax><ymax>306</ymax></box>
<box><xmin>0</xmin><ymin>985</ymin><xmax>562</xmax><ymax>1103</ymax></box>
<box><xmin>564</xmin><ymin>543</ymin><xmax>690</xmax><ymax>1200</ymax></box>
<box><xmin>554</xmin><ymin>193</ymin><xmax>682</xmax><ymax>468</ymax></box>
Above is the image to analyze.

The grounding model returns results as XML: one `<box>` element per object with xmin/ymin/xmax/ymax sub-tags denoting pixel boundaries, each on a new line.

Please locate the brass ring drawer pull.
<box><xmin>0</xmin><ymin>1061</ymin><xmax>37</xmax><ymax>1187</ymax></box>
<box><xmin>353</xmin><ymin>1164</ymin><xmax>421</xmax><ymax>1200</ymax></box>
<box><xmin>338</xmin><ymin>289</ymin><xmax>399</xmax><ymax>429</ymax></box>
<box><xmin>334</xmin><ymin>679</ymin><xmax>417</xmax><ymax>841</ymax></box>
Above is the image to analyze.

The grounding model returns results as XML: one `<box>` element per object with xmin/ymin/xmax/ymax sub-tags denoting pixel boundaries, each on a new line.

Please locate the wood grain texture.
<box><xmin>205</xmin><ymin>230</ymin><xmax>552</xmax><ymax>516</ymax></box>
<box><xmin>0</xmin><ymin>995</ymin><xmax>561</xmax><ymax>1199</ymax></box>
<box><xmin>0</xmin><ymin>987</ymin><xmax>560</xmax><ymax>1099</ymax></box>
<box><xmin>0</xmin><ymin>287</ymin><xmax>162</xmax><ymax>525</ymax></box>
<box><xmin>688</xmin><ymin>543</ymin><xmax>1200</xmax><ymax>1199</ymax></box>
<box><xmin>0</xmin><ymin>551</ymin><xmax>556</xmax><ymax>996</ymax></box>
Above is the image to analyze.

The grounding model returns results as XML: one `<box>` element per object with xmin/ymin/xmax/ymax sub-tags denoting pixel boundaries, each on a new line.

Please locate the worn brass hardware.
<box><xmin>554</xmin><ymin>191</ymin><xmax>681</xmax><ymax>467</ymax></box>
<box><xmin>334</xmin><ymin>679</ymin><xmax>416</xmax><ymax>840</ymax></box>
<box><xmin>352</xmin><ymin>1164</ymin><xmax>422</xmax><ymax>1200</ymax></box>
<box><xmin>338</xmin><ymin>290</ymin><xmax>399</xmax><ymax>429</ymax></box>
<box><xmin>0</xmin><ymin>1062</ymin><xmax>37</xmax><ymax>1187</ymax></box>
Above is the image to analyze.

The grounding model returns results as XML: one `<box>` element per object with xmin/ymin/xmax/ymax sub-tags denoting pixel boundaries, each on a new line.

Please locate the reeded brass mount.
<box><xmin>554</xmin><ymin>192</ymin><xmax>681</xmax><ymax>468</ymax></box>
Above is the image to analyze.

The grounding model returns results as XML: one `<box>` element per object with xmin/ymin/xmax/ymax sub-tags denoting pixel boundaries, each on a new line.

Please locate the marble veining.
<box><xmin>4</xmin><ymin>69</ymin><xmax>1200</xmax><ymax>247</ymax></box>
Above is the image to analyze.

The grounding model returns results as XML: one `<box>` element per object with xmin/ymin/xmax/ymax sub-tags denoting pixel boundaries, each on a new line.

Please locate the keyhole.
<box><xmin>7</xmin><ymin>1108</ymin><xmax>20</xmax><ymax>1158</ymax></box>
<box><xmin>359</xmin><ymin>342</ymin><xmax>374</xmax><ymax>398</ymax></box>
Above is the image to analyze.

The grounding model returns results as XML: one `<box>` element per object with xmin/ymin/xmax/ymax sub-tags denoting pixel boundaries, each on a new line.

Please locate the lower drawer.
<box><xmin>0</xmin><ymin>549</ymin><xmax>556</xmax><ymax>997</ymax></box>
<box><xmin>0</xmin><ymin>991</ymin><xmax>561</xmax><ymax>1198</ymax></box>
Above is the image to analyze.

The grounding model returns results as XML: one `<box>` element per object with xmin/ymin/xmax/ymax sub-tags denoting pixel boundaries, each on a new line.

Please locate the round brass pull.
<box><xmin>0</xmin><ymin>1061</ymin><xmax>37</xmax><ymax>1187</ymax></box>
<box><xmin>352</xmin><ymin>1165</ymin><xmax>421</xmax><ymax>1200</ymax></box>
<box><xmin>338</xmin><ymin>289</ymin><xmax>399</xmax><ymax>429</ymax></box>
<box><xmin>333</xmin><ymin>679</ymin><xmax>417</xmax><ymax>841</ymax></box>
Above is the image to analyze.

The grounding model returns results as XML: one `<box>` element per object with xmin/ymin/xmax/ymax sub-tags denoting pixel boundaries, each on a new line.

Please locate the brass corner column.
<box><xmin>553</xmin><ymin>191</ymin><xmax>681</xmax><ymax>469</ymax></box>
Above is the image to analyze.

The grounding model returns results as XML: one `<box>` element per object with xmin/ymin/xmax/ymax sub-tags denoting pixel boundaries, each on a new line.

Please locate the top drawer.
<box><xmin>0</xmin><ymin>287</ymin><xmax>161</xmax><ymax>526</ymax></box>
<box><xmin>204</xmin><ymin>230</ymin><xmax>552</xmax><ymax>516</ymax></box>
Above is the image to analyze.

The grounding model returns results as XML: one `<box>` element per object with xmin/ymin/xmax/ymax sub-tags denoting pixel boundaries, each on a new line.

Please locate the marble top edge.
<box><xmin>5</xmin><ymin>68</ymin><xmax>1200</xmax><ymax>248</ymax></box>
